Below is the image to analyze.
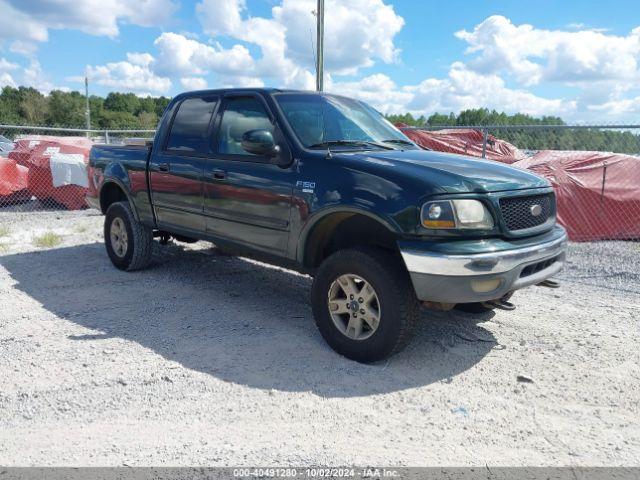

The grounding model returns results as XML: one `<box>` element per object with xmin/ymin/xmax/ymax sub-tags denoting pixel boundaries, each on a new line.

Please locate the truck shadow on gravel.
<box><xmin>1</xmin><ymin>242</ymin><xmax>499</xmax><ymax>397</ymax></box>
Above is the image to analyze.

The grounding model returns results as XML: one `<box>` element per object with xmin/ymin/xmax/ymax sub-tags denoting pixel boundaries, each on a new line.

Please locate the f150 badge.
<box><xmin>296</xmin><ymin>181</ymin><xmax>316</xmax><ymax>193</ymax></box>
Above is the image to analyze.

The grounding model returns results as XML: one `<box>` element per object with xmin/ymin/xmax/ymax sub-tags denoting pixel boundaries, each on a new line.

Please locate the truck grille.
<box><xmin>499</xmin><ymin>193</ymin><xmax>554</xmax><ymax>232</ymax></box>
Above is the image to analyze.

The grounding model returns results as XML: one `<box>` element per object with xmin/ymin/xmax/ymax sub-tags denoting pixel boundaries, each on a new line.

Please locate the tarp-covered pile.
<box><xmin>397</xmin><ymin>125</ymin><xmax>526</xmax><ymax>163</ymax></box>
<box><xmin>3</xmin><ymin>136</ymin><xmax>92</xmax><ymax>209</ymax></box>
<box><xmin>514</xmin><ymin>151</ymin><xmax>640</xmax><ymax>241</ymax></box>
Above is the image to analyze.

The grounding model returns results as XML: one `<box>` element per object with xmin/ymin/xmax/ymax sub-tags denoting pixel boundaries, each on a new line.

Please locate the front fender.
<box><xmin>295</xmin><ymin>205</ymin><xmax>402</xmax><ymax>265</ymax></box>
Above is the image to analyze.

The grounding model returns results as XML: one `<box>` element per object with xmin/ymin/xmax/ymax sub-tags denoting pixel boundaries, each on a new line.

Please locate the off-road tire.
<box><xmin>104</xmin><ymin>201</ymin><xmax>153</xmax><ymax>271</ymax></box>
<box><xmin>311</xmin><ymin>247</ymin><xmax>419</xmax><ymax>363</ymax></box>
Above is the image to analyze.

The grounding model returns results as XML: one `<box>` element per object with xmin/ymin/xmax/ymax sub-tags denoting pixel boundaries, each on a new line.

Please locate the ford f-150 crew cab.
<box><xmin>87</xmin><ymin>89</ymin><xmax>567</xmax><ymax>362</ymax></box>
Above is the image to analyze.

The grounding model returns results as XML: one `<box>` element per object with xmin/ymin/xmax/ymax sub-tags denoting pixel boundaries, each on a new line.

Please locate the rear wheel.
<box><xmin>104</xmin><ymin>201</ymin><xmax>153</xmax><ymax>271</ymax></box>
<box><xmin>311</xmin><ymin>247</ymin><xmax>419</xmax><ymax>363</ymax></box>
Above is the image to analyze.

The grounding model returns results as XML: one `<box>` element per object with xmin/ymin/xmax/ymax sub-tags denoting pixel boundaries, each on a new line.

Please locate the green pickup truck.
<box><xmin>87</xmin><ymin>89</ymin><xmax>567</xmax><ymax>362</ymax></box>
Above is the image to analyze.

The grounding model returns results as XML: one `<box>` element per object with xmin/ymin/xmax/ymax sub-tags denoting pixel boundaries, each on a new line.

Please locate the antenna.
<box><xmin>315</xmin><ymin>0</ymin><xmax>324</xmax><ymax>91</ymax></box>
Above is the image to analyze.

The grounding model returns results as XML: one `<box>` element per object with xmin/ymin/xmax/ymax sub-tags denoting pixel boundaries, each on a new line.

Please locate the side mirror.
<box><xmin>241</xmin><ymin>129</ymin><xmax>280</xmax><ymax>157</ymax></box>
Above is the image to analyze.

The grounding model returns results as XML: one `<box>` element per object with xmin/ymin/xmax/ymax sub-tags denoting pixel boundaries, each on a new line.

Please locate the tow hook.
<box><xmin>482</xmin><ymin>298</ymin><xmax>516</xmax><ymax>311</ymax></box>
<box><xmin>537</xmin><ymin>279</ymin><xmax>560</xmax><ymax>288</ymax></box>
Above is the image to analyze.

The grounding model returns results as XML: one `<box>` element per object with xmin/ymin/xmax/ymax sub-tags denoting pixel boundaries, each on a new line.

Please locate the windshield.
<box><xmin>275</xmin><ymin>93</ymin><xmax>416</xmax><ymax>150</ymax></box>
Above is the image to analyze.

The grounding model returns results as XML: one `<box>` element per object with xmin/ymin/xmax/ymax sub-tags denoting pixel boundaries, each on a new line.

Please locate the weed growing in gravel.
<box><xmin>0</xmin><ymin>226</ymin><xmax>9</xmax><ymax>238</ymax></box>
<box><xmin>33</xmin><ymin>232</ymin><xmax>63</xmax><ymax>248</ymax></box>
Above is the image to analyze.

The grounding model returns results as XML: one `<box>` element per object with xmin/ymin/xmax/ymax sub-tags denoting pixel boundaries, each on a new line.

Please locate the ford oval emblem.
<box><xmin>530</xmin><ymin>204</ymin><xmax>543</xmax><ymax>217</ymax></box>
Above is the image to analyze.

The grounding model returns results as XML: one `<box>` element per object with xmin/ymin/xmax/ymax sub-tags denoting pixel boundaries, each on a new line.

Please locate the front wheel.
<box><xmin>311</xmin><ymin>247</ymin><xmax>419</xmax><ymax>363</ymax></box>
<box><xmin>104</xmin><ymin>201</ymin><xmax>154</xmax><ymax>271</ymax></box>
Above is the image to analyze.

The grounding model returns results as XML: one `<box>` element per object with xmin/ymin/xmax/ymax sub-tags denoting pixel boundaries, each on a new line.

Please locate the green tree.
<box><xmin>46</xmin><ymin>90</ymin><xmax>85</xmax><ymax>127</ymax></box>
<box><xmin>19</xmin><ymin>87</ymin><xmax>49</xmax><ymax>125</ymax></box>
<box><xmin>104</xmin><ymin>92</ymin><xmax>141</xmax><ymax>115</ymax></box>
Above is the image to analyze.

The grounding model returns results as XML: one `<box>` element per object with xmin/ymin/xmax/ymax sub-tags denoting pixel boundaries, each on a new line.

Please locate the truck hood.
<box><xmin>341</xmin><ymin>149</ymin><xmax>549</xmax><ymax>194</ymax></box>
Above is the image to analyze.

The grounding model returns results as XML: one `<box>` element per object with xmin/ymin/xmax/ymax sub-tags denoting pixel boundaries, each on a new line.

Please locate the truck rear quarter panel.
<box><xmin>89</xmin><ymin>145</ymin><xmax>155</xmax><ymax>226</ymax></box>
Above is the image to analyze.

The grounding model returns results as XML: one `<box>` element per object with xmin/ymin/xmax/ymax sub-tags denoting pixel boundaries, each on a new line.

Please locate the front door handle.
<box><xmin>158</xmin><ymin>162</ymin><xmax>170</xmax><ymax>172</ymax></box>
<box><xmin>212</xmin><ymin>169</ymin><xmax>226</xmax><ymax>180</ymax></box>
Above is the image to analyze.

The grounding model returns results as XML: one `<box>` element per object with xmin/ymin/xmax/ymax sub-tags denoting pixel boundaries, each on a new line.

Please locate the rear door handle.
<box><xmin>158</xmin><ymin>162</ymin><xmax>170</xmax><ymax>172</ymax></box>
<box><xmin>212</xmin><ymin>169</ymin><xmax>226</xmax><ymax>180</ymax></box>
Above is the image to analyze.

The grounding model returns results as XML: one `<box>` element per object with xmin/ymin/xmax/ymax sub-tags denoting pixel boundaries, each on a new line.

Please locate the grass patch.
<box><xmin>0</xmin><ymin>226</ymin><xmax>9</xmax><ymax>238</ymax></box>
<box><xmin>33</xmin><ymin>232</ymin><xmax>63</xmax><ymax>248</ymax></box>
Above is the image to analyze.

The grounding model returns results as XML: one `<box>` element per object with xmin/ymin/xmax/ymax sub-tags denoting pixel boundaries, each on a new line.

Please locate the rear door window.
<box><xmin>166</xmin><ymin>97</ymin><xmax>217</xmax><ymax>154</ymax></box>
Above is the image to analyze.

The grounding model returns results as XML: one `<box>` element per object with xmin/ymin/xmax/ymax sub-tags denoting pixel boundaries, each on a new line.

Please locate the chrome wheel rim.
<box><xmin>110</xmin><ymin>217</ymin><xmax>128</xmax><ymax>258</ymax></box>
<box><xmin>328</xmin><ymin>274</ymin><xmax>381</xmax><ymax>341</ymax></box>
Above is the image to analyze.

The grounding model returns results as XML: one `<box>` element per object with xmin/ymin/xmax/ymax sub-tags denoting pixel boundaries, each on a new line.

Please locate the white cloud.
<box><xmin>329</xmin><ymin>74</ymin><xmax>413</xmax><ymax>114</ymax></box>
<box><xmin>196</xmin><ymin>0</ymin><xmax>404</xmax><ymax>77</ymax></box>
<box><xmin>196</xmin><ymin>0</ymin><xmax>245</xmax><ymax>37</ymax></box>
<box><xmin>153</xmin><ymin>32</ymin><xmax>256</xmax><ymax>78</ymax></box>
<box><xmin>456</xmin><ymin>15</ymin><xmax>640</xmax><ymax>87</ymax></box>
<box><xmin>0</xmin><ymin>73</ymin><xmax>16</xmax><ymax>88</ymax></box>
<box><xmin>126</xmin><ymin>52</ymin><xmax>155</xmax><ymax>67</ymax></box>
<box><xmin>21</xmin><ymin>59</ymin><xmax>72</xmax><ymax>93</ymax></box>
<box><xmin>0</xmin><ymin>0</ymin><xmax>177</xmax><ymax>51</ymax></box>
<box><xmin>0</xmin><ymin>58</ymin><xmax>18</xmax><ymax>72</ymax></box>
<box><xmin>329</xmin><ymin>63</ymin><xmax>575</xmax><ymax>118</ymax></box>
<box><xmin>273</xmin><ymin>0</ymin><xmax>404</xmax><ymax>74</ymax></box>
<box><xmin>9</xmin><ymin>40</ymin><xmax>40</xmax><ymax>57</ymax></box>
<box><xmin>587</xmin><ymin>96</ymin><xmax>640</xmax><ymax>115</ymax></box>
<box><xmin>85</xmin><ymin>56</ymin><xmax>172</xmax><ymax>94</ymax></box>
<box><xmin>0</xmin><ymin>0</ymin><xmax>48</xmax><ymax>44</ymax></box>
<box><xmin>180</xmin><ymin>77</ymin><xmax>208</xmax><ymax>90</ymax></box>
<box><xmin>0</xmin><ymin>58</ymin><xmax>18</xmax><ymax>88</ymax></box>
<box><xmin>406</xmin><ymin>62</ymin><xmax>574</xmax><ymax>117</ymax></box>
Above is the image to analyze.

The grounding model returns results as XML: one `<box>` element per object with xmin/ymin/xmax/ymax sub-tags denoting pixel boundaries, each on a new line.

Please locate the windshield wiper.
<box><xmin>381</xmin><ymin>139</ymin><xmax>416</xmax><ymax>146</ymax></box>
<box><xmin>307</xmin><ymin>140</ymin><xmax>394</xmax><ymax>151</ymax></box>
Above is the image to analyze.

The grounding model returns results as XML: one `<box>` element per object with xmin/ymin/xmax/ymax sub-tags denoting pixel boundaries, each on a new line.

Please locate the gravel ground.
<box><xmin>0</xmin><ymin>210</ymin><xmax>639</xmax><ymax>466</ymax></box>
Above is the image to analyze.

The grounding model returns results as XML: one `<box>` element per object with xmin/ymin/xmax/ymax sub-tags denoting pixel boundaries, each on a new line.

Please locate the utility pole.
<box><xmin>84</xmin><ymin>77</ymin><xmax>91</xmax><ymax>136</ymax></box>
<box><xmin>315</xmin><ymin>0</ymin><xmax>325</xmax><ymax>91</ymax></box>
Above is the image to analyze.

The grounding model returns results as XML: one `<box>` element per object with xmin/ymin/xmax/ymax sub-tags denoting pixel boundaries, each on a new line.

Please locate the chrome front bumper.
<box><xmin>400</xmin><ymin>231</ymin><xmax>568</xmax><ymax>304</ymax></box>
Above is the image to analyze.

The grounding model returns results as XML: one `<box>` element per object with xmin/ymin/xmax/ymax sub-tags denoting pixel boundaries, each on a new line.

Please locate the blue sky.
<box><xmin>1</xmin><ymin>0</ymin><xmax>640</xmax><ymax>121</ymax></box>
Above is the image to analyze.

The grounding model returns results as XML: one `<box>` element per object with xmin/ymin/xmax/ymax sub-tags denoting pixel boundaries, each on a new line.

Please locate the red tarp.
<box><xmin>514</xmin><ymin>151</ymin><xmax>640</xmax><ymax>241</ymax></box>
<box><xmin>398</xmin><ymin>125</ymin><xmax>525</xmax><ymax>163</ymax></box>
<box><xmin>6</xmin><ymin>136</ymin><xmax>91</xmax><ymax>210</ymax></box>
<box><xmin>0</xmin><ymin>157</ymin><xmax>29</xmax><ymax>200</ymax></box>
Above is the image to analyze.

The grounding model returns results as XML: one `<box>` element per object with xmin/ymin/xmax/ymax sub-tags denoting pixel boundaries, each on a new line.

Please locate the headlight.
<box><xmin>421</xmin><ymin>199</ymin><xmax>494</xmax><ymax>230</ymax></box>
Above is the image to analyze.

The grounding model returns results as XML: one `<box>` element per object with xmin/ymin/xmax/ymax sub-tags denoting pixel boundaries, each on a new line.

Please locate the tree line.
<box><xmin>1</xmin><ymin>86</ymin><xmax>639</xmax><ymax>153</ymax></box>
<box><xmin>0</xmin><ymin>86</ymin><xmax>170</xmax><ymax>130</ymax></box>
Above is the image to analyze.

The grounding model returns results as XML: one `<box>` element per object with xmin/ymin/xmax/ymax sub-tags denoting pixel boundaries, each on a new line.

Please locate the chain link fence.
<box><xmin>1</xmin><ymin>123</ymin><xmax>640</xmax><ymax>242</ymax></box>
<box><xmin>400</xmin><ymin>124</ymin><xmax>640</xmax><ymax>242</ymax></box>
<box><xmin>0</xmin><ymin>125</ymin><xmax>153</xmax><ymax>212</ymax></box>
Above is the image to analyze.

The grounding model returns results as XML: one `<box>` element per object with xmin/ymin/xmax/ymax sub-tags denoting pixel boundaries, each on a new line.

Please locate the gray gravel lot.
<box><xmin>0</xmin><ymin>210</ymin><xmax>639</xmax><ymax>466</ymax></box>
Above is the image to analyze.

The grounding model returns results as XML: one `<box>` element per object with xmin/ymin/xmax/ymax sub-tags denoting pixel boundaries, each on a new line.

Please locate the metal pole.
<box><xmin>316</xmin><ymin>0</ymin><xmax>324</xmax><ymax>91</ymax></box>
<box><xmin>84</xmin><ymin>77</ymin><xmax>91</xmax><ymax>137</ymax></box>
<box><xmin>481</xmin><ymin>128</ymin><xmax>488</xmax><ymax>158</ymax></box>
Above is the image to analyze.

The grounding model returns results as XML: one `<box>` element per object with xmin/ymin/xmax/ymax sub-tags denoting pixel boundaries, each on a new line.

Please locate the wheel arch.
<box><xmin>99</xmin><ymin>179</ymin><xmax>140</xmax><ymax>222</ymax></box>
<box><xmin>297</xmin><ymin>207</ymin><xmax>402</xmax><ymax>270</ymax></box>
